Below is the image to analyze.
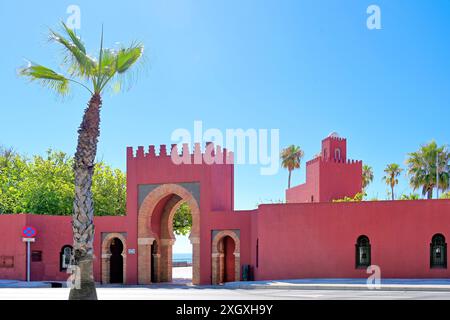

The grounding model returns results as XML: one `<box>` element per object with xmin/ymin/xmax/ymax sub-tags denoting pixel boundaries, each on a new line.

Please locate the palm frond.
<box><xmin>280</xmin><ymin>145</ymin><xmax>304</xmax><ymax>171</ymax></box>
<box><xmin>49</xmin><ymin>28</ymin><xmax>97</xmax><ymax>79</ymax></box>
<box><xmin>21</xmin><ymin>22</ymin><xmax>145</xmax><ymax>96</ymax></box>
<box><xmin>406</xmin><ymin>141</ymin><xmax>450</xmax><ymax>195</ymax></box>
<box><xmin>100</xmin><ymin>49</ymin><xmax>118</xmax><ymax>76</ymax></box>
<box><xmin>19</xmin><ymin>62</ymin><xmax>70</xmax><ymax>96</ymax></box>
<box><xmin>116</xmin><ymin>43</ymin><xmax>144</xmax><ymax>74</ymax></box>
<box><xmin>61</xmin><ymin>22</ymin><xmax>86</xmax><ymax>53</ymax></box>
<box><xmin>98</xmin><ymin>43</ymin><xmax>145</xmax><ymax>93</ymax></box>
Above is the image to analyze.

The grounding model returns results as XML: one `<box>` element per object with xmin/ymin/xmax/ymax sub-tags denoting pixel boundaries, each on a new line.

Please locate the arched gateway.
<box><xmin>138</xmin><ymin>184</ymin><xmax>201</xmax><ymax>284</ymax></box>
<box><xmin>101</xmin><ymin>233</ymin><xmax>127</xmax><ymax>284</ymax></box>
<box><xmin>126</xmin><ymin>143</ymin><xmax>237</xmax><ymax>285</ymax></box>
<box><xmin>211</xmin><ymin>230</ymin><xmax>240</xmax><ymax>284</ymax></box>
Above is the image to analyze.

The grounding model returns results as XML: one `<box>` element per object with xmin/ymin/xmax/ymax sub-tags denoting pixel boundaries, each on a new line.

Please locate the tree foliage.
<box><xmin>0</xmin><ymin>148</ymin><xmax>125</xmax><ymax>215</ymax></box>
<box><xmin>173</xmin><ymin>202</ymin><xmax>192</xmax><ymax>236</ymax></box>
<box><xmin>400</xmin><ymin>193</ymin><xmax>421</xmax><ymax>200</ymax></box>
<box><xmin>382</xmin><ymin>163</ymin><xmax>403</xmax><ymax>200</ymax></box>
<box><xmin>406</xmin><ymin>141</ymin><xmax>449</xmax><ymax>199</ymax></box>
<box><xmin>0</xmin><ymin>147</ymin><xmax>27</xmax><ymax>213</ymax></box>
<box><xmin>362</xmin><ymin>164</ymin><xmax>374</xmax><ymax>190</ymax></box>
<box><xmin>1</xmin><ymin>147</ymin><xmax>192</xmax><ymax>234</ymax></box>
<box><xmin>19</xmin><ymin>22</ymin><xmax>145</xmax><ymax>97</ymax></box>
<box><xmin>332</xmin><ymin>192</ymin><xmax>365</xmax><ymax>202</ymax></box>
<box><xmin>280</xmin><ymin>145</ymin><xmax>304</xmax><ymax>189</ymax></box>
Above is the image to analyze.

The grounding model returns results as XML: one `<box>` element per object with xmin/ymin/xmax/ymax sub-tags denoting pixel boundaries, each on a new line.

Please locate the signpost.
<box><xmin>22</xmin><ymin>226</ymin><xmax>37</xmax><ymax>282</ymax></box>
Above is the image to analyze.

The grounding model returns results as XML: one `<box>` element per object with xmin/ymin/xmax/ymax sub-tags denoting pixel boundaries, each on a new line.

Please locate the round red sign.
<box><xmin>22</xmin><ymin>226</ymin><xmax>37</xmax><ymax>238</ymax></box>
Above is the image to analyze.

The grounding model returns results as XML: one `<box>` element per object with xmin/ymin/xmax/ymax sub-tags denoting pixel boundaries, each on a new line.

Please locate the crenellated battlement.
<box><xmin>306</xmin><ymin>156</ymin><xmax>322</xmax><ymax>166</ymax></box>
<box><xmin>324</xmin><ymin>158</ymin><xmax>361</xmax><ymax>165</ymax></box>
<box><xmin>322</xmin><ymin>136</ymin><xmax>346</xmax><ymax>142</ymax></box>
<box><xmin>306</xmin><ymin>156</ymin><xmax>362</xmax><ymax>166</ymax></box>
<box><xmin>127</xmin><ymin>142</ymin><xmax>234</xmax><ymax>164</ymax></box>
<box><xmin>288</xmin><ymin>134</ymin><xmax>362</xmax><ymax>203</ymax></box>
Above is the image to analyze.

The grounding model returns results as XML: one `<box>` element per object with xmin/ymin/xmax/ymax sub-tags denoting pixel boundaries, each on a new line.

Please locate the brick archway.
<box><xmin>211</xmin><ymin>230</ymin><xmax>240</xmax><ymax>285</ymax></box>
<box><xmin>138</xmin><ymin>184</ymin><xmax>200</xmax><ymax>285</ymax></box>
<box><xmin>101</xmin><ymin>233</ymin><xmax>127</xmax><ymax>284</ymax></box>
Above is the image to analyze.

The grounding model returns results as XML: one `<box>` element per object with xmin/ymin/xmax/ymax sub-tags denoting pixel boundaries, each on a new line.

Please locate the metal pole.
<box><xmin>436</xmin><ymin>152</ymin><xmax>439</xmax><ymax>199</ymax></box>
<box><xmin>27</xmin><ymin>241</ymin><xmax>30</xmax><ymax>282</ymax></box>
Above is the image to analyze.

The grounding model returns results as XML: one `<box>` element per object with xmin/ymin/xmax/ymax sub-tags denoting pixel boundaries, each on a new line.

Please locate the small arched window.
<box><xmin>60</xmin><ymin>245</ymin><xmax>73</xmax><ymax>271</ymax></box>
<box><xmin>355</xmin><ymin>235</ymin><xmax>371</xmax><ymax>268</ymax></box>
<box><xmin>335</xmin><ymin>148</ymin><xmax>341</xmax><ymax>161</ymax></box>
<box><xmin>430</xmin><ymin>234</ymin><xmax>447</xmax><ymax>268</ymax></box>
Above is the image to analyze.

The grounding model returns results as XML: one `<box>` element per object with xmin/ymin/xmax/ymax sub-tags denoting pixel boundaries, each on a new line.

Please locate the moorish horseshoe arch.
<box><xmin>211</xmin><ymin>230</ymin><xmax>240</xmax><ymax>285</ymax></box>
<box><xmin>101</xmin><ymin>232</ymin><xmax>127</xmax><ymax>284</ymax></box>
<box><xmin>138</xmin><ymin>183</ymin><xmax>200</xmax><ymax>285</ymax></box>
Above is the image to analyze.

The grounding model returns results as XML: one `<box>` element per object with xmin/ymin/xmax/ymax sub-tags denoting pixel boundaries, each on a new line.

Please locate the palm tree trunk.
<box><xmin>288</xmin><ymin>170</ymin><xmax>292</xmax><ymax>189</ymax></box>
<box><xmin>69</xmin><ymin>94</ymin><xmax>101</xmax><ymax>300</ymax></box>
<box><xmin>427</xmin><ymin>189</ymin><xmax>433</xmax><ymax>199</ymax></box>
<box><xmin>391</xmin><ymin>185</ymin><xmax>395</xmax><ymax>200</ymax></box>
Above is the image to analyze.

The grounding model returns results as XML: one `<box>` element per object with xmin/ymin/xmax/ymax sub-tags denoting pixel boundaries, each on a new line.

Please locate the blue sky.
<box><xmin>1</xmin><ymin>1</ymin><xmax>449</xmax><ymax>252</ymax></box>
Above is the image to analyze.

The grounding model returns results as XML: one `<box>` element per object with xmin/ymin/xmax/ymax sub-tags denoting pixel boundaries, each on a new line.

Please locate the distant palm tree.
<box><xmin>406</xmin><ymin>141</ymin><xmax>449</xmax><ymax>199</ymax></box>
<box><xmin>19</xmin><ymin>22</ymin><xmax>144</xmax><ymax>300</ymax></box>
<box><xmin>362</xmin><ymin>164</ymin><xmax>374</xmax><ymax>191</ymax></box>
<box><xmin>281</xmin><ymin>145</ymin><xmax>304</xmax><ymax>189</ymax></box>
<box><xmin>382</xmin><ymin>163</ymin><xmax>402</xmax><ymax>200</ymax></box>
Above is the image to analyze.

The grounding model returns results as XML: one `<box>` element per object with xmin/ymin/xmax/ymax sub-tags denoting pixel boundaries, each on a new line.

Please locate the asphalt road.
<box><xmin>0</xmin><ymin>287</ymin><xmax>449</xmax><ymax>300</ymax></box>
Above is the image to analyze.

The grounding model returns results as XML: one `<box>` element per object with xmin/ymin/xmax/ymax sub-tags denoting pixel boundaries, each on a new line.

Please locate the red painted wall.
<box><xmin>286</xmin><ymin>136</ymin><xmax>362</xmax><ymax>203</ymax></box>
<box><xmin>253</xmin><ymin>200</ymin><xmax>450</xmax><ymax>280</ymax></box>
<box><xmin>0</xmin><ymin>215</ymin><xmax>27</xmax><ymax>280</ymax></box>
<box><xmin>319</xmin><ymin>160</ymin><xmax>362</xmax><ymax>202</ymax></box>
<box><xmin>0</xmin><ymin>214</ymin><xmax>129</xmax><ymax>282</ymax></box>
<box><xmin>1</xmin><ymin>137</ymin><xmax>449</xmax><ymax>285</ymax></box>
<box><xmin>322</xmin><ymin>136</ymin><xmax>347</xmax><ymax>162</ymax></box>
<box><xmin>286</xmin><ymin>158</ymin><xmax>320</xmax><ymax>203</ymax></box>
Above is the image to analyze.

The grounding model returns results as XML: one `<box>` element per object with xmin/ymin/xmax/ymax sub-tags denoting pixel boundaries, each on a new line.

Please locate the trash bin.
<box><xmin>242</xmin><ymin>265</ymin><xmax>253</xmax><ymax>281</ymax></box>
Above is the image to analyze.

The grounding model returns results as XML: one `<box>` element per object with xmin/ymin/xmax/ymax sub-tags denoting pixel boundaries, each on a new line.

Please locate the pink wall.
<box><xmin>319</xmin><ymin>160</ymin><xmax>362</xmax><ymax>202</ymax></box>
<box><xmin>286</xmin><ymin>158</ymin><xmax>320</xmax><ymax>203</ymax></box>
<box><xmin>3</xmin><ymin>199</ymin><xmax>450</xmax><ymax>283</ymax></box>
<box><xmin>253</xmin><ymin>199</ymin><xmax>450</xmax><ymax>280</ymax></box>
<box><xmin>286</xmin><ymin>136</ymin><xmax>362</xmax><ymax>203</ymax></box>
<box><xmin>322</xmin><ymin>136</ymin><xmax>347</xmax><ymax>162</ymax></box>
<box><xmin>0</xmin><ymin>214</ymin><xmax>129</xmax><ymax>282</ymax></box>
<box><xmin>0</xmin><ymin>215</ymin><xmax>27</xmax><ymax>280</ymax></box>
<box><xmin>1</xmin><ymin>137</ymin><xmax>449</xmax><ymax>285</ymax></box>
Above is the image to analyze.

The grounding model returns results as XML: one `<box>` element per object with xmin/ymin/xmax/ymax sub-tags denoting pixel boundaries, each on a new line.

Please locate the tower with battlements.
<box><xmin>286</xmin><ymin>133</ymin><xmax>362</xmax><ymax>203</ymax></box>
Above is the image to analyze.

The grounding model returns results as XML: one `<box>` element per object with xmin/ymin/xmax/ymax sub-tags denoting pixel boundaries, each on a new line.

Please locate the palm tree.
<box><xmin>406</xmin><ymin>141</ymin><xmax>449</xmax><ymax>199</ymax></box>
<box><xmin>19</xmin><ymin>22</ymin><xmax>144</xmax><ymax>300</ymax></box>
<box><xmin>382</xmin><ymin>163</ymin><xmax>402</xmax><ymax>200</ymax></box>
<box><xmin>362</xmin><ymin>164</ymin><xmax>374</xmax><ymax>191</ymax></box>
<box><xmin>281</xmin><ymin>145</ymin><xmax>304</xmax><ymax>189</ymax></box>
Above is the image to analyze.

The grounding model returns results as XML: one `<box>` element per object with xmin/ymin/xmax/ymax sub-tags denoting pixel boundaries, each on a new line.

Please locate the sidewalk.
<box><xmin>3</xmin><ymin>278</ymin><xmax>450</xmax><ymax>292</ymax></box>
<box><xmin>0</xmin><ymin>280</ymin><xmax>52</xmax><ymax>288</ymax></box>
<box><xmin>223</xmin><ymin>279</ymin><xmax>450</xmax><ymax>292</ymax></box>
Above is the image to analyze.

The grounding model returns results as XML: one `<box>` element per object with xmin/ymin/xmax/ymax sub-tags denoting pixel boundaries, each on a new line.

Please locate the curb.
<box><xmin>224</xmin><ymin>284</ymin><xmax>450</xmax><ymax>292</ymax></box>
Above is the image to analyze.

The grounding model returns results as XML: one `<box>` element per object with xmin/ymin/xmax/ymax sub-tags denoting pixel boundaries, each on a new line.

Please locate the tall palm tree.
<box><xmin>281</xmin><ymin>145</ymin><xmax>304</xmax><ymax>189</ymax></box>
<box><xmin>19</xmin><ymin>22</ymin><xmax>144</xmax><ymax>300</ymax></box>
<box><xmin>382</xmin><ymin>163</ymin><xmax>402</xmax><ymax>200</ymax></box>
<box><xmin>406</xmin><ymin>141</ymin><xmax>449</xmax><ymax>199</ymax></box>
<box><xmin>362</xmin><ymin>164</ymin><xmax>374</xmax><ymax>191</ymax></box>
